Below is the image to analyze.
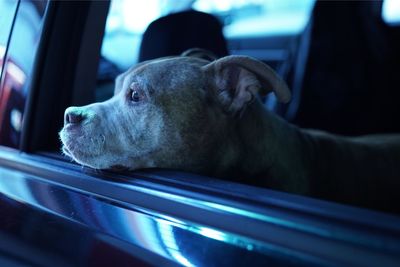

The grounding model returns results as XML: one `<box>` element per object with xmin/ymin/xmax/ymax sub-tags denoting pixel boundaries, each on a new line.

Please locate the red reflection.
<box><xmin>0</xmin><ymin>45</ymin><xmax>26</xmax><ymax>148</ymax></box>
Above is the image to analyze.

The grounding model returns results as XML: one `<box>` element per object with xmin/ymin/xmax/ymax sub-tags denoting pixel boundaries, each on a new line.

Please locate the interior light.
<box><xmin>382</xmin><ymin>0</ymin><xmax>400</xmax><ymax>25</ymax></box>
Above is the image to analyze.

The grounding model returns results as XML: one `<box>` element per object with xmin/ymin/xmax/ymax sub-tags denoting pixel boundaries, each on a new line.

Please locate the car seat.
<box><xmin>138</xmin><ymin>10</ymin><xmax>228</xmax><ymax>62</ymax></box>
<box><xmin>286</xmin><ymin>1</ymin><xmax>400</xmax><ymax>135</ymax></box>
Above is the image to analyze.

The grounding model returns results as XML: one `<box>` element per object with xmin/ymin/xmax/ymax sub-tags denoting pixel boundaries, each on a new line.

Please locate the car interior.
<box><xmin>1</xmin><ymin>0</ymin><xmax>400</xmax><ymax>266</ymax></box>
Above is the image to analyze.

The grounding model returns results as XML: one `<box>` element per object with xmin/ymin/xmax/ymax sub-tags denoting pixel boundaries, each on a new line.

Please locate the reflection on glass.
<box><xmin>0</xmin><ymin>0</ymin><xmax>18</xmax><ymax>50</ymax></box>
<box><xmin>0</xmin><ymin>0</ymin><xmax>48</xmax><ymax>148</ymax></box>
<box><xmin>0</xmin><ymin>0</ymin><xmax>18</xmax><ymax>97</ymax></box>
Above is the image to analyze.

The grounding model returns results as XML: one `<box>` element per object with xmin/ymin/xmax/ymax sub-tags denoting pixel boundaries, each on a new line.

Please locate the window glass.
<box><xmin>0</xmin><ymin>0</ymin><xmax>48</xmax><ymax>148</ymax></box>
<box><xmin>0</xmin><ymin>0</ymin><xmax>19</xmax><ymax>79</ymax></box>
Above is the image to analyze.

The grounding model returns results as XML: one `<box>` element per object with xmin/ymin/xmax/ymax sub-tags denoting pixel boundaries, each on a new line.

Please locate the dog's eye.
<box><xmin>131</xmin><ymin>90</ymin><xmax>140</xmax><ymax>102</ymax></box>
<box><xmin>128</xmin><ymin>83</ymin><xmax>144</xmax><ymax>103</ymax></box>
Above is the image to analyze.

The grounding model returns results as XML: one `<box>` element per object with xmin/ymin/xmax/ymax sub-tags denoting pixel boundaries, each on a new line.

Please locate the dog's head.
<box><xmin>59</xmin><ymin>53</ymin><xmax>290</xmax><ymax>173</ymax></box>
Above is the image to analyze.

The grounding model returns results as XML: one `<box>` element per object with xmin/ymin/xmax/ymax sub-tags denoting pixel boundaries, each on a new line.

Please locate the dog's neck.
<box><xmin>213</xmin><ymin>101</ymin><xmax>313</xmax><ymax>194</ymax></box>
<box><xmin>227</xmin><ymin>102</ymin><xmax>400</xmax><ymax>212</ymax></box>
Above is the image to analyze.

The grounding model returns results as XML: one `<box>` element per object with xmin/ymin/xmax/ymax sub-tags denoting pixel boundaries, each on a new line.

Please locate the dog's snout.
<box><xmin>65</xmin><ymin>112</ymin><xmax>85</xmax><ymax>124</ymax></box>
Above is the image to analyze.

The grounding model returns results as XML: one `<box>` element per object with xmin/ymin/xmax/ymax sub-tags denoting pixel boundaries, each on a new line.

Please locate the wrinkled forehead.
<box><xmin>114</xmin><ymin>57</ymin><xmax>209</xmax><ymax>96</ymax></box>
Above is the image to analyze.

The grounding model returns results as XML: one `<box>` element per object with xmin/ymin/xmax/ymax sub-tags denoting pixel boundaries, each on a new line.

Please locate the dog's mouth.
<box><xmin>61</xmin><ymin>140</ymin><xmax>104</xmax><ymax>169</ymax></box>
<box><xmin>61</xmin><ymin>141</ymin><xmax>91</xmax><ymax>159</ymax></box>
<box><xmin>62</xmin><ymin>123</ymin><xmax>84</xmax><ymax>135</ymax></box>
<box><xmin>60</xmin><ymin>126</ymin><xmax>108</xmax><ymax>167</ymax></box>
<box><xmin>60</xmin><ymin>130</ymin><xmax>90</xmax><ymax>158</ymax></box>
<box><xmin>109</xmin><ymin>165</ymin><xmax>129</xmax><ymax>172</ymax></box>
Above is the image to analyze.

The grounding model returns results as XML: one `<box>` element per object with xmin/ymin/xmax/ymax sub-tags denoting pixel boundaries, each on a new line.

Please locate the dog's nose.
<box><xmin>65</xmin><ymin>110</ymin><xmax>85</xmax><ymax>125</ymax></box>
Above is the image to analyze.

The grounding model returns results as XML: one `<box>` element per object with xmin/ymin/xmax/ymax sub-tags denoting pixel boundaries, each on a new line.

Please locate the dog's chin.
<box><xmin>60</xmin><ymin>132</ymin><xmax>152</xmax><ymax>171</ymax></box>
<box><xmin>62</xmin><ymin>142</ymin><xmax>130</xmax><ymax>170</ymax></box>
<box><xmin>62</xmin><ymin>145</ymin><xmax>72</xmax><ymax>157</ymax></box>
<box><xmin>60</xmin><ymin>129</ymin><xmax>109</xmax><ymax>168</ymax></box>
<box><xmin>61</xmin><ymin>142</ymin><xmax>100</xmax><ymax>168</ymax></box>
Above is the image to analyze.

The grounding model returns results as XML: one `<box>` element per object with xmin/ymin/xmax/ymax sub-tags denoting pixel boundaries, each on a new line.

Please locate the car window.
<box><xmin>100</xmin><ymin>0</ymin><xmax>314</xmax><ymax>70</ymax></box>
<box><xmin>0</xmin><ymin>0</ymin><xmax>48</xmax><ymax>148</ymax></box>
<box><xmin>96</xmin><ymin>0</ymin><xmax>315</xmax><ymax>102</ymax></box>
<box><xmin>72</xmin><ymin>0</ymin><xmax>400</xmax><ymax>215</ymax></box>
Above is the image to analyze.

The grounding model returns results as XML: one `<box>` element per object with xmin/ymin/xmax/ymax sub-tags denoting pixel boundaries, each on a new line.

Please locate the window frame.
<box><xmin>21</xmin><ymin>0</ymin><xmax>108</xmax><ymax>153</ymax></box>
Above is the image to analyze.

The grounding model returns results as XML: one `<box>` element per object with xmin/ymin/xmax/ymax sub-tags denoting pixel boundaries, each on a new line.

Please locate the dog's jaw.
<box><xmin>59</xmin><ymin>125</ymin><xmax>109</xmax><ymax>169</ymax></box>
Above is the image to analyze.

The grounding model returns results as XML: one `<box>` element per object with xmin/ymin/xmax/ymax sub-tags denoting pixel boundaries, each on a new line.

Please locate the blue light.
<box><xmin>383</xmin><ymin>0</ymin><xmax>400</xmax><ymax>25</ymax></box>
<box><xmin>158</xmin><ymin>222</ymin><xmax>195</xmax><ymax>267</ymax></box>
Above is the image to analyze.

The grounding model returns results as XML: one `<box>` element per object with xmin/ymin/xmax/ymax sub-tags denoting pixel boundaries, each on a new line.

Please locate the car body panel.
<box><xmin>0</xmin><ymin>149</ymin><xmax>400</xmax><ymax>266</ymax></box>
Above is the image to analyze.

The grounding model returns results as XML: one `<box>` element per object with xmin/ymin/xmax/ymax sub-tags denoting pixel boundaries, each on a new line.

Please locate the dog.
<box><xmin>60</xmin><ymin>51</ymin><xmax>400</xmax><ymax>213</ymax></box>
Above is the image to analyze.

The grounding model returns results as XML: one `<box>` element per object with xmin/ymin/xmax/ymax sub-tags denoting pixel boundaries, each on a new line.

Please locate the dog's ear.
<box><xmin>202</xmin><ymin>55</ymin><xmax>291</xmax><ymax>116</ymax></box>
<box><xmin>181</xmin><ymin>48</ymin><xmax>218</xmax><ymax>61</ymax></box>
